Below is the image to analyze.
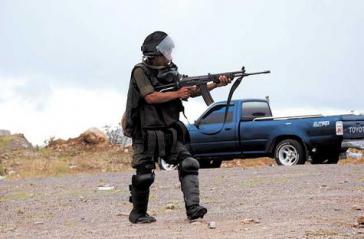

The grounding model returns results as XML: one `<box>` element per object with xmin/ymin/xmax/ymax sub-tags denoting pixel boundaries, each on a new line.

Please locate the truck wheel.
<box><xmin>274</xmin><ymin>139</ymin><xmax>306</xmax><ymax>166</ymax></box>
<box><xmin>311</xmin><ymin>153</ymin><xmax>339</xmax><ymax>164</ymax></box>
<box><xmin>327</xmin><ymin>155</ymin><xmax>340</xmax><ymax>164</ymax></box>
<box><xmin>311</xmin><ymin>154</ymin><xmax>324</xmax><ymax>164</ymax></box>
<box><xmin>199</xmin><ymin>159</ymin><xmax>222</xmax><ymax>169</ymax></box>
<box><xmin>158</xmin><ymin>158</ymin><xmax>177</xmax><ymax>171</ymax></box>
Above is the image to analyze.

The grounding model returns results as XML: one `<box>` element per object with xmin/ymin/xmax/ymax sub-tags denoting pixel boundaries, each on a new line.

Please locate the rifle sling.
<box><xmin>196</xmin><ymin>76</ymin><xmax>243</xmax><ymax>135</ymax></box>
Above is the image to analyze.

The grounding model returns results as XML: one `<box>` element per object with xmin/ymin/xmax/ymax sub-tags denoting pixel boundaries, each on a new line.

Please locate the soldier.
<box><xmin>123</xmin><ymin>31</ymin><xmax>231</xmax><ymax>224</ymax></box>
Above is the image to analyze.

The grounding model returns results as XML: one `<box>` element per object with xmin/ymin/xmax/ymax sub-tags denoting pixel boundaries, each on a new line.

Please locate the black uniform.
<box><xmin>124</xmin><ymin>61</ymin><xmax>207</xmax><ymax>223</ymax></box>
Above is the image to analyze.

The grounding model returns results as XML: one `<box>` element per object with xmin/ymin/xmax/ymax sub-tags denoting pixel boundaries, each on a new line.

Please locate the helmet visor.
<box><xmin>156</xmin><ymin>35</ymin><xmax>175</xmax><ymax>61</ymax></box>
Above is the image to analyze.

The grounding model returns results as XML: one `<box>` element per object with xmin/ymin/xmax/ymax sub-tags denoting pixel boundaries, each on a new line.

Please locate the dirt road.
<box><xmin>1</xmin><ymin>165</ymin><xmax>364</xmax><ymax>238</ymax></box>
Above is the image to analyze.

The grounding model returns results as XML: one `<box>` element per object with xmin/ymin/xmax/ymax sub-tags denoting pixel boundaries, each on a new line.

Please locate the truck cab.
<box><xmin>188</xmin><ymin>99</ymin><xmax>273</xmax><ymax>158</ymax></box>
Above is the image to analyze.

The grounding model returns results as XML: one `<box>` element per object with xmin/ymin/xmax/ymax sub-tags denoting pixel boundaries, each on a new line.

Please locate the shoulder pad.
<box><xmin>132</xmin><ymin>63</ymin><xmax>151</xmax><ymax>77</ymax></box>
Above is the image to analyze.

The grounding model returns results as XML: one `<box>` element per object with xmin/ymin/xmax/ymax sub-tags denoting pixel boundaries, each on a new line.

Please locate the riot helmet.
<box><xmin>141</xmin><ymin>31</ymin><xmax>175</xmax><ymax>61</ymax></box>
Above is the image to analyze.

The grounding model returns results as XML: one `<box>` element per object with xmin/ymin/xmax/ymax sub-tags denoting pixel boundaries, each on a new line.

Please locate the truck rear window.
<box><xmin>241</xmin><ymin>101</ymin><xmax>272</xmax><ymax>120</ymax></box>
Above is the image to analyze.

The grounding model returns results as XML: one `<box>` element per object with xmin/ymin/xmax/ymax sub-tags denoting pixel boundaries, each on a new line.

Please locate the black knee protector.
<box><xmin>132</xmin><ymin>172</ymin><xmax>155</xmax><ymax>190</ymax></box>
<box><xmin>179</xmin><ymin>157</ymin><xmax>200</xmax><ymax>175</ymax></box>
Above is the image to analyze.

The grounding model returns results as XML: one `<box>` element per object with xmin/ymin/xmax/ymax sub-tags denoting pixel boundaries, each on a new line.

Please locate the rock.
<box><xmin>241</xmin><ymin>218</ymin><xmax>260</xmax><ymax>224</ymax></box>
<box><xmin>208</xmin><ymin>221</ymin><xmax>216</xmax><ymax>229</ymax></box>
<box><xmin>79</xmin><ymin>196</ymin><xmax>88</xmax><ymax>202</ymax></box>
<box><xmin>0</xmin><ymin>130</ymin><xmax>11</xmax><ymax>136</ymax></box>
<box><xmin>97</xmin><ymin>185</ymin><xmax>115</xmax><ymax>191</ymax></box>
<box><xmin>165</xmin><ymin>203</ymin><xmax>175</xmax><ymax>210</ymax></box>
<box><xmin>116</xmin><ymin>213</ymin><xmax>129</xmax><ymax>217</ymax></box>
<box><xmin>190</xmin><ymin>221</ymin><xmax>202</xmax><ymax>225</ymax></box>
<box><xmin>81</xmin><ymin>128</ymin><xmax>107</xmax><ymax>144</ymax></box>
<box><xmin>8</xmin><ymin>170</ymin><xmax>16</xmax><ymax>175</ymax></box>
<box><xmin>34</xmin><ymin>221</ymin><xmax>44</xmax><ymax>225</ymax></box>
<box><xmin>353</xmin><ymin>205</ymin><xmax>362</xmax><ymax>211</ymax></box>
<box><xmin>17</xmin><ymin>209</ymin><xmax>24</xmax><ymax>215</ymax></box>
<box><xmin>0</xmin><ymin>134</ymin><xmax>32</xmax><ymax>151</ymax></box>
<box><xmin>358</xmin><ymin>216</ymin><xmax>364</xmax><ymax>225</ymax></box>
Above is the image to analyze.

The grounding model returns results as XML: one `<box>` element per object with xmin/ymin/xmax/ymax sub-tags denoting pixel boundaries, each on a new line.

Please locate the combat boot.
<box><xmin>178</xmin><ymin>157</ymin><xmax>208</xmax><ymax>221</ymax></box>
<box><xmin>128</xmin><ymin>171</ymin><xmax>156</xmax><ymax>224</ymax></box>
<box><xmin>186</xmin><ymin>205</ymin><xmax>208</xmax><ymax>220</ymax></box>
<box><xmin>129</xmin><ymin>185</ymin><xmax>156</xmax><ymax>223</ymax></box>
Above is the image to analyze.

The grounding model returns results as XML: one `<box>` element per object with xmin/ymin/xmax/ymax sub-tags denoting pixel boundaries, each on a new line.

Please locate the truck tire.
<box><xmin>327</xmin><ymin>155</ymin><xmax>340</xmax><ymax>164</ymax></box>
<box><xmin>310</xmin><ymin>155</ymin><xmax>323</xmax><ymax>164</ymax></box>
<box><xmin>274</xmin><ymin>139</ymin><xmax>306</xmax><ymax>166</ymax></box>
<box><xmin>199</xmin><ymin>159</ymin><xmax>222</xmax><ymax>169</ymax></box>
<box><xmin>311</xmin><ymin>152</ymin><xmax>340</xmax><ymax>164</ymax></box>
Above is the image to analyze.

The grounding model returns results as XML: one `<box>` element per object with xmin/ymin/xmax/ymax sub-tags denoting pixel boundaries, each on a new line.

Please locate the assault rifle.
<box><xmin>154</xmin><ymin>66</ymin><xmax>270</xmax><ymax>106</ymax></box>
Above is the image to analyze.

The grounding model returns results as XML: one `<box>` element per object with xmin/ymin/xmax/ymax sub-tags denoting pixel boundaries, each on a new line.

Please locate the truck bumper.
<box><xmin>341</xmin><ymin>139</ymin><xmax>364</xmax><ymax>150</ymax></box>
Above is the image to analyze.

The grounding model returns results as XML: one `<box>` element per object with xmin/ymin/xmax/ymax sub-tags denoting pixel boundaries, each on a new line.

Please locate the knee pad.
<box><xmin>180</xmin><ymin>157</ymin><xmax>200</xmax><ymax>175</ymax></box>
<box><xmin>132</xmin><ymin>172</ymin><xmax>155</xmax><ymax>190</ymax></box>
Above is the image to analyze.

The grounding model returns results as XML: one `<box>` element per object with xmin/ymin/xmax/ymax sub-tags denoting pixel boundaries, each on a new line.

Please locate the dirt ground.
<box><xmin>1</xmin><ymin>164</ymin><xmax>363</xmax><ymax>238</ymax></box>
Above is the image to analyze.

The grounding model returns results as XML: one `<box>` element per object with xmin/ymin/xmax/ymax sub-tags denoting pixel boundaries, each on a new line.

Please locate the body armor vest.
<box><xmin>136</xmin><ymin>62</ymin><xmax>184</xmax><ymax>130</ymax></box>
<box><xmin>123</xmin><ymin>62</ymin><xmax>189</xmax><ymax>161</ymax></box>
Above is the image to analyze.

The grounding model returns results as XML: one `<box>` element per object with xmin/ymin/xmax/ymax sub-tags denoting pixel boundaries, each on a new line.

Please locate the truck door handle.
<box><xmin>225</xmin><ymin>127</ymin><xmax>232</xmax><ymax>131</ymax></box>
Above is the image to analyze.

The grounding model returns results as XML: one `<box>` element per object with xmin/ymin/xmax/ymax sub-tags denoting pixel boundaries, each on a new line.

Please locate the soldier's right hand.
<box><xmin>176</xmin><ymin>87</ymin><xmax>191</xmax><ymax>99</ymax></box>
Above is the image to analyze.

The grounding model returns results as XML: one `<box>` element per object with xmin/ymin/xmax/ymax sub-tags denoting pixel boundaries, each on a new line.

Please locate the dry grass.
<box><xmin>1</xmin><ymin>146</ymin><xmax>132</xmax><ymax>179</ymax></box>
<box><xmin>222</xmin><ymin>157</ymin><xmax>275</xmax><ymax>168</ymax></box>
<box><xmin>1</xmin><ymin>145</ymin><xmax>363</xmax><ymax>179</ymax></box>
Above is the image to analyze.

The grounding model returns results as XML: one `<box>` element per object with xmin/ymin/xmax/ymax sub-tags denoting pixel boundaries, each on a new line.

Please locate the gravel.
<box><xmin>0</xmin><ymin>165</ymin><xmax>363</xmax><ymax>238</ymax></box>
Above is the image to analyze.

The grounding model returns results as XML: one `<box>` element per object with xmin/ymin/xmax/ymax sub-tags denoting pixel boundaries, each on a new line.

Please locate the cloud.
<box><xmin>0</xmin><ymin>75</ymin><xmax>54</xmax><ymax>111</ymax></box>
<box><xmin>0</xmin><ymin>76</ymin><xmax>26</xmax><ymax>100</ymax></box>
<box><xmin>0</xmin><ymin>79</ymin><xmax>125</xmax><ymax>145</ymax></box>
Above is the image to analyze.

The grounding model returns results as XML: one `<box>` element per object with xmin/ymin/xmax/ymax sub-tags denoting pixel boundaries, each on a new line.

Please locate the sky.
<box><xmin>1</xmin><ymin>0</ymin><xmax>363</xmax><ymax>145</ymax></box>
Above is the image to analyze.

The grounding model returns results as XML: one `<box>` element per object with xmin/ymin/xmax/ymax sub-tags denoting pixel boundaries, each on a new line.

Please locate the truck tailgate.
<box><xmin>342</xmin><ymin>115</ymin><xmax>364</xmax><ymax>139</ymax></box>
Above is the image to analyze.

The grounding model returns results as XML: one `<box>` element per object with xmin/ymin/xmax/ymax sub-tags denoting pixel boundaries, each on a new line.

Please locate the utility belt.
<box><xmin>142</xmin><ymin>121</ymin><xmax>188</xmax><ymax>163</ymax></box>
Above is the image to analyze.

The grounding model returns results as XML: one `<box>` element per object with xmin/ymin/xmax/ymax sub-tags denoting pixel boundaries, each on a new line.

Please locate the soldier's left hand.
<box><xmin>217</xmin><ymin>75</ymin><xmax>232</xmax><ymax>87</ymax></box>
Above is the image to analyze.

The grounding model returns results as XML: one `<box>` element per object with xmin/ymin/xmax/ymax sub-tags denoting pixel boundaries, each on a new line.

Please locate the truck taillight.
<box><xmin>336</xmin><ymin>121</ymin><xmax>343</xmax><ymax>135</ymax></box>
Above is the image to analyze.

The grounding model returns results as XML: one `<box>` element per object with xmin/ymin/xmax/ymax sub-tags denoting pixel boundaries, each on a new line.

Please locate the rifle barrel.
<box><xmin>235</xmin><ymin>70</ymin><xmax>271</xmax><ymax>76</ymax></box>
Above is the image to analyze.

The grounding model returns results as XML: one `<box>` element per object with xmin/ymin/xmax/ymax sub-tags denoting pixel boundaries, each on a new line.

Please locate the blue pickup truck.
<box><xmin>179</xmin><ymin>99</ymin><xmax>364</xmax><ymax>168</ymax></box>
